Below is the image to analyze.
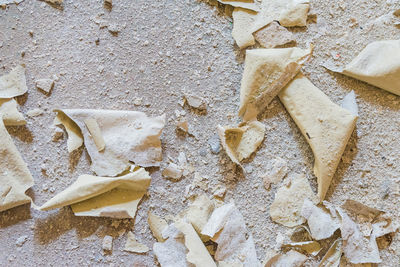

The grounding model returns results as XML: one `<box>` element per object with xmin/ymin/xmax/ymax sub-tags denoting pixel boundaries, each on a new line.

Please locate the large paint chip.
<box><xmin>333</xmin><ymin>39</ymin><xmax>400</xmax><ymax>96</ymax></box>
<box><xmin>0</xmin><ymin>119</ymin><xmax>34</xmax><ymax>212</ymax></box>
<box><xmin>270</xmin><ymin>173</ymin><xmax>318</xmax><ymax>227</ymax></box>
<box><xmin>279</xmin><ymin>74</ymin><xmax>357</xmax><ymax>201</ymax></box>
<box><xmin>55</xmin><ymin>109</ymin><xmax>165</xmax><ymax>176</ymax></box>
<box><xmin>218</xmin><ymin>121</ymin><xmax>265</xmax><ymax>166</ymax></box>
<box><xmin>239</xmin><ymin>46</ymin><xmax>313</xmax><ymax>121</ymax></box>
<box><xmin>39</xmin><ymin>167</ymin><xmax>151</xmax><ymax>219</ymax></box>
<box><xmin>0</xmin><ymin>65</ymin><xmax>28</xmax><ymax>98</ymax></box>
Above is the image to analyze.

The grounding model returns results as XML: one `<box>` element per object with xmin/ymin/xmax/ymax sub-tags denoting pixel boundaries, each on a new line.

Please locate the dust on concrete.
<box><xmin>0</xmin><ymin>0</ymin><xmax>399</xmax><ymax>266</ymax></box>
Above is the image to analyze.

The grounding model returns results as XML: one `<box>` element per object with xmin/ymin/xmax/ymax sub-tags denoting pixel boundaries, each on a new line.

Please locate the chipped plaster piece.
<box><xmin>0</xmin><ymin>65</ymin><xmax>28</xmax><ymax>98</ymax></box>
<box><xmin>39</xmin><ymin>167</ymin><xmax>151</xmax><ymax>219</ymax></box>
<box><xmin>341</xmin><ymin>91</ymin><xmax>358</xmax><ymax>117</ymax></box>
<box><xmin>184</xmin><ymin>94</ymin><xmax>207</xmax><ymax>111</ymax></box>
<box><xmin>318</xmin><ymin>239</ymin><xmax>342</xmax><ymax>267</ymax></box>
<box><xmin>35</xmin><ymin>78</ymin><xmax>54</xmax><ymax>94</ymax></box>
<box><xmin>84</xmin><ymin>118</ymin><xmax>105</xmax><ymax>152</ymax></box>
<box><xmin>217</xmin><ymin>121</ymin><xmax>265</xmax><ymax>166</ymax></box>
<box><xmin>0</xmin><ymin>119</ymin><xmax>34</xmax><ymax>212</ymax></box>
<box><xmin>270</xmin><ymin>173</ymin><xmax>318</xmax><ymax>227</ymax></box>
<box><xmin>239</xmin><ymin>47</ymin><xmax>313</xmax><ymax>121</ymax></box>
<box><xmin>124</xmin><ymin>232</ymin><xmax>149</xmax><ymax>253</ymax></box>
<box><xmin>217</xmin><ymin>0</ymin><xmax>260</xmax><ymax>12</ymax></box>
<box><xmin>186</xmin><ymin>194</ymin><xmax>215</xmax><ymax>234</ymax></box>
<box><xmin>55</xmin><ymin>109</ymin><xmax>165</xmax><ymax>176</ymax></box>
<box><xmin>262</xmin><ymin>157</ymin><xmax>288</xmax><ymax>190</ymax></box>
<box><xmin>162</xmin><ymin>163</ymin><xmax>183</xmax><ymax>180</ymax></box>
<box><xmin>264</xmin><ymin>250</ymin><xmax>308</xmax><ymax>267</ymax></box>
<box><xmin>254</xmin><ymin>21</ymin><xmax>295</xmax><ymax>49</ymax></box>
<box><xmin>232</xmin><ymin>0</ymin><xmax>310</xmax><ymax>48</ymax></box>
<box><xmin>279</xmin><ymin>74</ymin><xmax>357</xmax><ymax>201</ymax></box>
<box><xmin>341</xmin><ymin>39</ymin><xmax>400</xmax><ymax>96</ymax></box>
<box><xmin>175</xmin><ymin>220</ymin><xmax>217</xmax><ymax>267</ymax></box>
<box><xmin>102</xmin><ymin>235</ymin><xmax>113</xmax><ymax>251</ymax></box>
<box><xmin>26</xmin><ymin>108</ymin><xmax>43</xmax><ymax>117</ymax></box>
<box><xmin>201</xmin><ymin>202</ymin><xmax>261</xmax><ymax>266</ymax></box>
<box><xmin>301</xmin><ymin>199</ymin><xmax>340</xmax><ymax>240</ymax></box>
<box><xmin>0</xmin><ymin>98</ymin><xmax>26</xmax><ymax>126</ymax></box>
<box><xmin>148</xmin><ymin>211</ymin><xmax>168</xmax><ymax>242</ymax></box>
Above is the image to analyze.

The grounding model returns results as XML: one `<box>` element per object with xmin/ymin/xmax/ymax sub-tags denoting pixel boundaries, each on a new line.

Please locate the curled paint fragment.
<box><xmin>0</xmin><ymin>65</ymin><xmax>28</xmax><ymax>98</ymax></box>
<box><xmin>38</xmin><ymin>167</ymin><xmax>151</xmax><ymax>219</ymax></box>
<box><xmin>0</xmin><ymin>98</ymin><xmax>26</xmax><ymax>126</ymax></box>
<box><xmin>55</xmin><ymin>109</ymin><xmax>165</xmax><ymax>176</ymax></box>
<box><xmin>239</xmin><ymin>46</ymin><xmax>313</xmax><ymax>121</ymax></box>
<box><xmin>217</xmin><ymin>121</ymin><xmax>265</xmax><ymax>166</ymax></box>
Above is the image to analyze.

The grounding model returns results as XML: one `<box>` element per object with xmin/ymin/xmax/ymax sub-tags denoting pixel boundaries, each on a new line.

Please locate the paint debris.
<box><xmin>262</xmin><ymin>157</ymin><xmax>288</xmax><ymax>190</ymax></box>
<box><xmin>124</xmin><ymin>232</ymin><xmax>149</xmax><ymax>254</ymax></box>
<box><xmin>102</xmin><ymin>235</ymin><xmax>113</xmax><ymax>251</ymax></box>
<box><xmin>35</xmin><ymin>78</ymin><xmax>54</xmax><ymax>94</ymax></box>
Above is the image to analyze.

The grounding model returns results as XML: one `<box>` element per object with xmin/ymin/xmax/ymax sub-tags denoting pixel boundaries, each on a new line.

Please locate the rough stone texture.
<box><xmin>0</xmin><ymin>0</ymin><xmax>399</xmax><ymax>266</ymax></box>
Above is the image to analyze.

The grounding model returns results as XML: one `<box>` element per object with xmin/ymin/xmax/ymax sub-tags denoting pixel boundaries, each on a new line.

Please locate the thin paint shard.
<box><xmin>0</xmin><ymin>98</ymin><xmax>26</xmax><ymax>126</ymax></box>
<box><xmin>84</xmin><ymin>118</ymin><xmax>105</xmax><ymax>152</ymax></box>
<box><xmin>0</xmin><ymin>119</ymin><xmax>34</xmax><ymax>212</ymax></box>
<box><xmin>0</xmin><ymin>65</ymin><xmax>28</xmax><ymax>98</ymax></box>
<box><xmin>217</xmin><ymin>0</ymin><xmax>260</xmax><ymax>12</ymax></box>
<box><xmin>54</xmin><ymin>111</ymin><xmax>83</xmax><ymax>153</ymax></box>
<box><xmin>279</xmin><ymin>74</ymin><xmax>357</xmax><ymax>201</ymax></box>
<box><xmin>341</xmin><ymin>90</ymin><xmax>358</xmax><ymax>117</ymax></box>
<box><xmin>270</xmin><ymin>173</ymin><xmax>318</xmax><ymax>227</ymax></box>
<box><xmin>264</xmin><ymin>250</ymin><xmax>308</xmax><ymax>267</ymax></box>
<box><xmin>39</xmin><ymin>167</ymin><xmax>151</xmax><ymax>219</ymax></box>
<box><xmin>239</xmin><ymin>46</ymin><xmax>313</xmax><ymax>121</ymax></box>
<box><xmin>55</xmin><ymin>109</ymin><xmax>165</xmax><ymax>176</ymax></box>
<box><xmin>254</xmin><ymin>21</ymin><xmax>296</xmax><ymax>49</ymax></box>
<box><xmin>218</xmin><ymin>121</ymin><xmax>265</xmax><ymax>166</ymax></box>
<box><xmin>185</xmin><ymin>194</ymin><xmax>215</xmax><ymax>235</ymax></box>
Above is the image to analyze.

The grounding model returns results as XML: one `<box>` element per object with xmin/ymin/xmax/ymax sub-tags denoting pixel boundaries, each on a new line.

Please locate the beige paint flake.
<box><xmin>84</xmin><ymin>118</ymin><xmax>105</xmax><ymax>152</ymax></box>
<box><xmin>0</xmin><ymin>98</ymin><xmax>26</xmax><ymax>126</ymax></box>
<box><xmin>262</xmin><ymin>157</ymin><xmax>288</xmax><ymax>190</ymax></box>
<box><xmin>282</xmin><ymin>240</ymin><xmax>321</xmax><ymax>256</ymax></box>
<box><xmin>0</xmin><ymin>119</ymin><xmax>34</xmax><ymax>212</ymax></box>
<box><xmin>318</xmin><ymin>239</ymin><xmax>342</xmax><ymax>267</ymax></box>
<box><xmin>39</xmin><ymin>167</ymin><xmax>151</xmax><ymax>219</ymax></box>
<box><xmin>270</xmin><ymin>173</ymin><xmax>318</xmax><ymax>227</ymax></box>
<box><xmin>148</xmin><ymin>211</ymin><xmax>168</xmax><ymax>242</ymax></box>
<box><xmin>239</xmin><ymin>46</ymin><xmax>313</xmax><ymax>121</ymax></box>
<box><xmin>185</xmin><ymin>194</ymin><xmax>215</xmax><ymax>234</ymax></box>
<box><xmin>301</xmin><ymin>199</ymin><xmax>340</xmax><ymax>240</ymax></box>
<box><xmin>264</xmin><ymin>250</ymin><xmax>308</xmax><ymax>267</ymax></box>
<box><xmin>124</xmin><ymin>232</ymin><xmax>149</xmax><ymax>254</ymax></box>
<box><xmin>279</xmin><ymin>74</ymin><xmax>357</xmax><ymax>201</ymax></box>
<box><xmin>0</xmin><ymin>65</ymin><xmax>28</xmax><ymax>98</ymax></box>
<box><xmin>55</xmin><ymin>109</ymin><xmax>165</xmax><ymax>176</ymax></box>
<box><xmin>338</xmin><ymin>39</ymin><xmax>400</xmax><ymax>96</ymax></box>
<box><xmin>54</xmin><ymin>111</ymin><xmax>83</xmax><ymax>153</ymax></box>
<box><xmin>201</xmin><ymin>202</ymin><xmax>261</xmax><ymax>266</ymax></box>
<box><xmin>231</xmin><ymin>0</ymin><xmax>310</xmax><ymax>49</ymax></box>
<box><xmin>254</xmin><ymin>21</ymin><xmax>295</xmax><ymax>49</ymax></box>
<box><xmin>175</xmin><ymin>220</ymin><xmax>217</xmax><ymax>267</ymax></box>
<box><xmin>337</xmin><ymin>200</ymin><xmax>399</xmax><ymax>264</ymax></box>
<box><xmin>217</xmin><ymin>120</ymin><xmax>265</xmax><ymax>166</ymax></box>
<box><xmin>35</xmin><ymin>78</ymin><xmax>54</xmax><ymax>94</ymax></box>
